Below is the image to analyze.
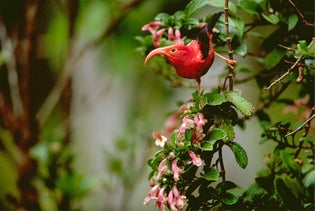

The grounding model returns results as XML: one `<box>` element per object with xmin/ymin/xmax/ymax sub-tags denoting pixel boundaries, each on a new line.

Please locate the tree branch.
<box><xmin>224</xmin><ymin>0</ymin><xmax>234</xmax><ymax>91</ymax></box>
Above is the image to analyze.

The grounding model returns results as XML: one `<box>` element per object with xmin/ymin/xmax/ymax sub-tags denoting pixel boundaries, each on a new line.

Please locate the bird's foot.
<box><xmin>215</xmin><ymin>52</ymin><xmax>237</xmax><ymax>69</ymax></box>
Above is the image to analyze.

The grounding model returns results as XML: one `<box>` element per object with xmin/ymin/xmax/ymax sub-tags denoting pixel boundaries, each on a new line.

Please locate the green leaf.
<box><xmin>261</xmin><ymin>13</ymin><xmax>280</xmax><ymax>24</ymax></box>
<box><xmin>201</xmin><ymin>141</ymin><xmax>214</xmax><ymax>151</ymax></box>
<box><xmin>234</xmin><ymin>42</ymin><xmax>248</xmax><ymax>56</ymax></box>
<box><xmin>207</xmin><ymin>0</ymin><xmax>237</xmax><ymax>15</ymax></box>
<box><xmin>274</xmin><ymin>176</ymin><xmax>302</xmax><ymax>209</ymax></box>
<box><xmin>221</xmin><ymin>192</ymin><xmax>239</xmax><ymax>205</ymax></box>
<box><xmin>303</xmin><ymin>169</ymin><xmax>315</xmax><ymax>187</ymax></box>
<box><xmin>209</xmin><ymin>128</ymin><xmax>227</xmax><ymax>141</ymax></box>
<box><xmin>288</xmin><ymin>14</ymin><xmax>298</xmax><ymax>31</ymax></box>
<box><xmin>264</xmin><ymin>48</ymin><xmax>285</xmax><ymax>70</ymax></box>
<box><xmin>229</xmin><ymin>17</ymin><xmax>245</xmax><ymax>40</ymax></box>
<box><xmin>202</xmin><ymin>168</ymin><xmax>220</xmax><ymax>181</ymax></box>
<box><xmin>224</xmin><ymin>91</ymin><xmax>255</xmax><ymax>117</ymax></box>
<box><xmin>202</xmin><ymin>92</ymin><xmax>227</xmax><ymax>106</ymax></box>
<box><xmin>281</xmin><ymin>150</ymin><xmax>300</xmax><ymax>173</ymax></box>
<box><xmin>240</xmin><ymin>0</ymin><xmax>261</xmax><ymax>14</ymax></box>
<box><xmin>185</xmin><ymin>0</ymin><xmax>208</xmax><ymax>17</ymax></box>
<box><xmin>228</xmin><ymin>142</ymin><xmax>248</xmax><ymax>169</ymax></box>
<box><xmin>220</xmin><ymin>119</ymin><xmax>235</xmax><ymax>141</ymax></box>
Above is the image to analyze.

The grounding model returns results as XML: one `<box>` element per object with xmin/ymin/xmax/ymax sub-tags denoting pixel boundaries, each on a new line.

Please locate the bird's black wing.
<box><xmin>196</xmin><ymin>12</ymin><xmax>223</xmax><ymax>60</ymax></box>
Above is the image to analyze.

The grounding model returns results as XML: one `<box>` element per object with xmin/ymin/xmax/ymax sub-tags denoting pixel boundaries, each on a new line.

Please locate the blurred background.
<box><xmin>1</xmin><ymin>0</ymin><xmax>308</xmax><ymax>210</ymax></box>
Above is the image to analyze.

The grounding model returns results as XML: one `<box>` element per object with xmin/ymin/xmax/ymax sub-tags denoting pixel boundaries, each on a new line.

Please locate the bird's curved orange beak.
<box><xmin>144</xmin><ymin>47</ymin><xmax>168</xmax><ymax>64</ymax></box>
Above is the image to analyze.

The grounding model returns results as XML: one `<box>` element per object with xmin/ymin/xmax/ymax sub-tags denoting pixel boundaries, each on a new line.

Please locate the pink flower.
<box><xmin>172</xmin><ymin>186</ymin><xmax>186</xmax><ymax>210</ymax></box>
<box><xmin>144</xmin><ymin>184</ymin><xmax>159</xmax><ymax>205</ymax></box>
<box><xmin>157</xmin><ymin>158</ymin><xmax>169</xmax><ymax>180</ymax></box>
<box><xmin>193</xmin><ymin>113</ymin><xmax>207</xmax><ymax>143</ymax></box>
<box><xmin>152</xmin><ymin>132</ymin><xmax>167</xmax><ymax>148</ymax></box>
<box><xmin>155</xmin><ymin>188</ymin><xmax>167</xmax><ymax>211</ymax></box>
<box><xmin>168</xmin><ymin>190</ymin><xmax>177</xmax><ymax>211</ymax></box>
<box><xmin>175</xmin><ymin>29</ymin><xmax>184</xmax><ymax>45</ymax></box>
<box><xmin>142</xmin><ymin>21</ymin><xmax>162</xmax><ymax>34</ymax></box>
<box><xmin>177</xmin><ymin>116</ymin><xmax>195</xmax><ymax>140</ymax></box>
<box><xmin>188</xmin><ymin>150</ymin><xmax>202</xmax><ymax>167</ymax></box>
<box><xmin>153</xmin><ymin>28</ymin><xmax>165</xmax><ymax>47</ymax></box>
<box><xmin>171</xmin><ymin>159</ymin><xmax>181</xmax><ymax>181</ymax></box>
<box><xmin>168</xmin><ymin>27</ymin><xmax>175</xmax><ymax>41</ymax></box>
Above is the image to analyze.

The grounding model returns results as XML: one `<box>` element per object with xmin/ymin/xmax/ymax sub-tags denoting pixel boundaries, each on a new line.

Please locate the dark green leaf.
<box><xmin>202</xmin><ymin>168</ymin><xmax>220</xmax><ymax>181</ymax></box>
<box><xmin>201</xmin><ymin>140</ymin><xmax>214</xmax><ymax>151</ymax></box>
<box><xmin>228</xmin><ymin>142</ymin><xmax>248</xmax><ymax>169</ymax></box>
<box><xmin>224</xmin><ymin>91</ymin><xmax>255</xmax><ymax>117</ymax></box>
<box><xmin>221</xmin><ymin>192</ymin><xmax>239</xmax><ymax>205</ymax></box>
<box><xmin>240</xmin><ymin>0</ymin><xmax>260</xmax><ymax>14</ymax></box>
<box><xmin>229</xmin><ymin>17</ymin><xmax>245</xmax><ymax>40</ymax></box>
<box><xmin>288</xmin><ymin>14</ymin><xmax>298</xmax><ymax>31</ymax></box>
<box><xmin>274</xmin><ymin>177</ymin><xmax>302</xmax><ymax>209</ymax></box>
<box><xmin>207</xmin><ymin>0</ymin><xmax>237</xmax><ymax>15</ymax></box>
<box><xmin>264</xmin><ymin>48</ymin><xmax>285</xmax><ymax>70</ymax></box>
<box><xmin>261</xmin><ymin>13</ymin><xmax>280</xmax><ymax>24</ymax></box>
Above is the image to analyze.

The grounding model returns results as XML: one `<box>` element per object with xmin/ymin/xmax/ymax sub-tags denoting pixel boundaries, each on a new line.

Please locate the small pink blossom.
<box><xmin>153</xmin><ymin>28</ymin><xmax>165</xmax><ymax>47</ymax></box>
<box><xmin>157</xmin><ymin>158</ymin><xmax>169</xmax><ymax>180</ymax></box>
<box><xmin>152</xmin><ymin>132</ymin><xmax>167</xmax><ymax>148</ymax></box>
<box><xmin>142</xmin><ymin>21</ymin><xmax>162</xmax><ymax>34</ymax></box>
<box><xmin>155</xmin><ymin>188</ymin><xmax>167</xmax><ymax>211</ymax></box>
<box><xmin>144</xmin><ymin>184</ymin><xmax>159</xmax><ymax>205</ymax></box>
<box><xmin>177</xmin><ymin>116</ymin><xmax>195</xmax><ymax>140</ymax></box>
<box><xmin>172</xmin><ymin>186</ymin><xmax>186</xmax><ymax>210</ymax></box>
<box><xmin>171</xmin><ymin>159</ymin><xmax>181</xmax><ymax>181</ymax></box>
<box><xmin>175</xmin><ymin>29</ymin><xmax>184</xmax><ymax>45</ymax></box>
<box><xmin>168</xmin><ymin>190</ymin><xmax>177</xmax><ymax>211</ymax></box>
<box><xmin>188</xmin><ymin>150</ymin><xmax>202</xmax><ymax>167</ymax></box>
<box><xmin>193</xmin><ymin>113</ymin><xmax>207</xmax><ymax>143</ymax></box>
<box><xmin>168</xmin><ymin>27</ymin><xmax>175</xmax><ymax>41</ymax></box>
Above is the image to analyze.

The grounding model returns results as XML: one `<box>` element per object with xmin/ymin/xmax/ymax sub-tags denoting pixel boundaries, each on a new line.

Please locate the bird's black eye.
<box><xmin>171</xmin><ymin>48</ymin><xmax>176</xmax><ymax>53</ymax></box>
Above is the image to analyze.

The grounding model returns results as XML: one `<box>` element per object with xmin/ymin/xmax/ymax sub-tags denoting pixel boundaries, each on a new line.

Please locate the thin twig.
<box><xmin>287</xmin><ymin>0</ymin><xmax>315</xmax><ymax>28</ymax></box>
<box><xmin>285</xmin><ymin>108</ymin><xmax>315</xmax><ymax>137</ymax></box>
<box><xmin>265</xmin><ymin>37</ymin><xmax>315</xmax><ymax>90</ymax></box>
<box><xmin>224</xmin><ymin>0</ymin><xmax>234</xmax><ymax>91</ymax></box>
<box><xmin>218</xmin><ymin>141</ymin><xmax>225</xmax><ymax>181</ymax></box>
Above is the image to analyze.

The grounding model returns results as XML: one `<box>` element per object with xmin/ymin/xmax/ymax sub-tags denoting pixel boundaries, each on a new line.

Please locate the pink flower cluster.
<box><xmin>177</xmin><ymin>113</ymin><xmax>208</xmax><ymax>144</ymax></box>
<box><xmin>142</xmin><ymin>21</ymin><xmax>184</xmax><ymax>47</ymax></box>
<box><xmin>144</xmin><ymin>185</ymin><xmax>186</xmax><ymax>211</ymax></box>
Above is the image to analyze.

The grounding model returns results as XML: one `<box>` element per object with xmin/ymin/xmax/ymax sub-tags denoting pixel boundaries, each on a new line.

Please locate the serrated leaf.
<box><xmin>202</xmin><ymin>168</ymin><xmax>220</xmax><ymax>181</ymax></box>
<box><xmin>288</xmin><ymin>14</ymin><xmax>298</xmax><ymax>31</ymax></box>
<box><xmin>262</xmin><ymin>13</ymin><xmax>280</xmax><ymax>24</ymax></box>
<box><xmin>202</xmin><ymin>92</ymin><xmax>227</xmax><ymax>106</ymax></box>
<box><xmin>224</xmin><ymin>91</ymin><xmax>255</xmax><ymax>117</ymax></box>
<box><xmin>220</xmin><ymin>119</ymin><xmax>235</xmax><ymax>142</ymax></box>
<box><xmin>264</xmin><ymin>48</ymin><xmax>285</xmax><ymax>70</ymax></box>
<box><xmin>185</xmin><ymin>0</ymin><xmax>208</xmax><ymax>17</ymax></box>
<box><xmin>209</xmin><ymin>128</ymin><xmax>228</xmax><ymax>141</ymax></box>
<box><xmin>228</xmin><ymin>142</ymin><xmax>248</xmax><ymax>169</ymax></box>
<box><xmin>201</xmin><ymin>141</ymin><xmax>214</xmax><ymax>151</ymax></box>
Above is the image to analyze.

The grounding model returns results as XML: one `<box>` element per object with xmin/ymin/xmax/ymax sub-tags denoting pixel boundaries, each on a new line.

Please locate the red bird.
<box><xmin>145</xmin><ymin>12</ymin><xmax>235</xmax><ymax>95</ymax></box>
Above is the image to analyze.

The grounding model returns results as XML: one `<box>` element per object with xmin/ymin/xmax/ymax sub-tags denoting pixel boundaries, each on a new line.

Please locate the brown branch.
<box><xmin>265</xmin><ymin>37</ymin><xmax>315</xmax><ymax>89</ymax></box>
<box><xmin>224</xmin><ymin>0</ymin><xmax>234</xmax><ymax>91</ymax></box>
<box><xmin>285</xmin><ymin>107</ymin><xmax>315</xmax><ymax>137</ymax></box>
<box><xmin>287</xmin><ymin>0</ymin><xmax>315</xmax><ymax>28</ymax></box>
